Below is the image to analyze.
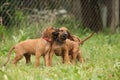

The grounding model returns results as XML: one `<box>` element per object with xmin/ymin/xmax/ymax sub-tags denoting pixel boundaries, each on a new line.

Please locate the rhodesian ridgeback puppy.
<box><xmin>51</xmin><ymin>27</ymin><xmax>94</xmax><ymax>64</ymax></box>
<box><xmin>49</xmin><ymin>28</ymin><xmax>71</xmax><ymax>65</ymax></box>
<box><xmin>4</xmin><ymin>26</ymin><xmax>57</xmax><ymax>67</ymax></box>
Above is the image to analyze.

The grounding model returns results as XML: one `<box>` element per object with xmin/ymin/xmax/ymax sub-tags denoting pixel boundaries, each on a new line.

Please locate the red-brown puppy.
<box><xmin>49</xmin><ymin>28</ymin><xmax>83</xmax><ymax>65</ymax></box>
<box><xmin>57</xmin><ymin>27</ymin><xmax>94</xmax><ymax>63</ymax></box>
<box><xmin>4</xmin><ymin>26</ymin><xmax>57</xmax><ymax>67</ymax></box>
<box><xmin>49</xmin><ymin>28</ymin><xmax>71</xmax><ymax>65</ymax></box>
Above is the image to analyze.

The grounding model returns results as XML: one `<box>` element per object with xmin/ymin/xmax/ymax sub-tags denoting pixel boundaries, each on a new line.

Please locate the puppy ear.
<box><xmin>41</xmin><ymin>28</ymin><xmax>48</xmax><ymax>38</ymax></box>
<box><xmin>67</xmin><ymin>31</ymin><xmax>74</xmax><ymax>41</ymax></box>
<box><xmin>41</xmin><ymin>26</ymin><xmax>54</xmax><ymax>38</ymax></box>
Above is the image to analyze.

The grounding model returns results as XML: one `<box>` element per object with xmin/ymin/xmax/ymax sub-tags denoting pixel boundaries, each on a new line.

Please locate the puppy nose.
<box><xmin>62</xmin><ymin>33</ymin><xmax>67</xmax><ymax>37</ymax></box>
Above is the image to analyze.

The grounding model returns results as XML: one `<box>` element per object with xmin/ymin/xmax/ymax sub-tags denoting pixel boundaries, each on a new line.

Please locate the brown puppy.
<box><xmin>49</xmin><ymin>29</ymin><xmax>71</xmax><ymax>65</ymax></box>
<box><xmin>49</xmin><ymin>28</ymin><xmax>83</xmax><ymax>65</ymax></box>
<box><xmin>4</xmin><ymin>26</ymin><xmax>56</xmax><ymax>67</ymax></box>
<box><xmin>58</xmin><ymin>27</ymin><xmax>94</xmax><ymax>63</ymax></box>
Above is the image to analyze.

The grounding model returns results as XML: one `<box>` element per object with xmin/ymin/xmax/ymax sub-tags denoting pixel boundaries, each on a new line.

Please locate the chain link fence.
<box><xmin>0</xmin><ymin>0</ymin><xmax>119</xmax><ymax>32</ymax></box>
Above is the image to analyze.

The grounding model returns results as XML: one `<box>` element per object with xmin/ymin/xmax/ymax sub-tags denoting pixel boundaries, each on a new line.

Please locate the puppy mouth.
<box><xmin>60</xmin><ymin>33</ymin><xmax>68</xmax><ymax>40</ymax></box>
<box><xmin>55</xmin><ymin>34</ymin><xmax>67</xmax><ymax>43</ymax></box>
<box><xmin>52</xmin><ymin>29</ymin><xmax>68</xmax><ymax>43</ymax></box>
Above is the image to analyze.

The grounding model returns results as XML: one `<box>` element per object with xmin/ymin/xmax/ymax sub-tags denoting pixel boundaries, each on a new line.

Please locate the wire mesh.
<box><xmin>0</xmin><ymin>0</ymin><xmax>119</xmax><ymax>32</ymax></box>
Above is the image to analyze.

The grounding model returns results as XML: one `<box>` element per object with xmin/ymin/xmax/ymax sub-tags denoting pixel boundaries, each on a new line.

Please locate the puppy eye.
<box><xmin>60</xmin><ymin>30</ymin><xmax>63</xmax><ymax>32</ymax></box>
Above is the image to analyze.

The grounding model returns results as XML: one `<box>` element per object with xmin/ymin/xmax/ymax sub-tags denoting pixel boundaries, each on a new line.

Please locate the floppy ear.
<box><xmin>41</xmin><ymin>28</ymin><xmax>49</xmax><ymax>38</ymax></box>
<box><xmin>67</xmin><ymin>31</ymin><xmax>74</xmax><ymax>41</ymax></box>
<box><xmin>41</xmin><ymin>26</ymin><xmax>54</xmax><ymax>38</ymax></box>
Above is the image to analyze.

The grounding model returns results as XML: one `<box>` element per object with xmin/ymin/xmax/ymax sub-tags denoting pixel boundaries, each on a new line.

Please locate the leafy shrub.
<box><xmin>0</xmin><ymin>0</ymin><xmax>15</xmax><ymax>27</ymax></box>
<box><xmin>55</xmin><ymin>15</ymin><xmax>78</xmax><ymax>27</ymax></box>
<box><xmin>0</xmin><ymin>25</ymin><xmax>5</xmax><ymax>34</ymax></box>
<box><xmin>0</xmin><ymin>25</ymin><xmax>6</xmax><ymax>41</ymax></box>
<box><xmin>12</xmin><ymin>29</ymin><xmax>29</xmax><ymax>43</ymax></box>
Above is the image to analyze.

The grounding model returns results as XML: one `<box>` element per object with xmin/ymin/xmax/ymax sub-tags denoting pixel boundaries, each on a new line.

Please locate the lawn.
<box><xmin>0</xmin><ymin>25</ymin><xmax>120</xmax><ymax>80</ymax></box>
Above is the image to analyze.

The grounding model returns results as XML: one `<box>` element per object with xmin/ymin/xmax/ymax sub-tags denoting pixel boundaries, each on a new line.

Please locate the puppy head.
<box><xmin>42</xmin><ymin>26</ymin><xmax>56</xmax><ymax>40</ymax></box>
<box><xmin>59</xmin><ymin>27</ymin><xmax>74</xmax><ymax>40</ymax></box>
<box><xmin>54</xmin><ymin>28</ymin><xmax>68</xmax><ymax>43</ymax></box>
<box><xmin>52</xmin><ymin>28</ymin><xmax>59</xmax><ymax>40</ymax></box>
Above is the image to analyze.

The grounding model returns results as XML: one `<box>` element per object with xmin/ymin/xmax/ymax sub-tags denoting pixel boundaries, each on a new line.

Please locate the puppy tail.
<box><xmin>79</xmin><ymin>33</ymin><xmax>94</xmax><ymax>45</ymax></box>
<box><xmin>3</xmin><ymin>46</ymin><xmax>15</xmax><ymax>66</ymax></box>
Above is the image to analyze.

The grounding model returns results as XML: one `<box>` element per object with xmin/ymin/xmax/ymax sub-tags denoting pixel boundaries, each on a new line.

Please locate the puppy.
<box><xmin>49</xmin><ymin>28</ymin><xmax>83</xmax><ymax>65</ymax></box>
<box><xmin>55</xmin><ymin>27</ymin><xmax>94</xmax><ymax>63</ymax></box>
<box><xmin>49</xmin><ymin>28</ymin><xmax>71</xmax><ymax>65</ymax></box>
<box><xmin>4</xmin><ymin>26</ymin><xmax>57</xmax><ymax>67</ymax></box>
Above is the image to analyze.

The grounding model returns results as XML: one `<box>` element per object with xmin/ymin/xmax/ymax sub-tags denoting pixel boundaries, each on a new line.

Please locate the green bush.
<box><xmin>0</xmin><ymin>25</ymin><xmax>5</xmax><ymax>35</ymax></box>
<box><xmin>0</xmin><ymin>25</ymin><xmax>6</xmax><ymax>41</ymax></box>
<box><xmin>0</xmin><ymin>0</ymin><xmax>15</xmax><ymax>27</ymax></box>
<box><xmin>12</xmin><ymin>29</ymin><xmax>29</xmax><ymax>43</ymax></box>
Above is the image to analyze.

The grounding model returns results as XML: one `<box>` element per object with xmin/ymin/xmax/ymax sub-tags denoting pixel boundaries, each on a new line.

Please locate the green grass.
<box><xmin>0</xmin><ymin>25</ymin><xmax>120</xmax><ymax>80</ymax></box>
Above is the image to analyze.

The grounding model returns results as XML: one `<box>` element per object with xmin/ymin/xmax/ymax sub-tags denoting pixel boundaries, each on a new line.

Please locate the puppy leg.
<box><xmin>49</xmin><ymin>50</ymin><xmax>54</xmax><ymax>66</ymax></box>
<box><xmin>24</xmin><ymin>53</ymin><xmax>31</xmax><ymax>64</ymax></box>
<box><xmin>77</xmin><ymin>50</ymin><xmax>83</xmax><ymax>63</ymax></box>
<box><xmin>71</xmin><ymin>53</ymin><xmax>77</xmax><ymax>64</ymax></box>
<box><xmin>12</xmin><ymin>54</ymin><xmax>23</xmax><ymax>65</ymax></box>
<box><xmin>63</xmin><ymin>48</ymin><xmax>70</xmax><ymax>64</ymax></box>
<box><xmin>35</xmin><ymin>52</ymin><xmax>41</xmax><ymax>67</ymax></box>
<box><xmin>71</xmin><ymin>48</ymin><xmax>79</xmax><ymax>64</ymax></box>
<box><xmin>12</xmin><ymin>50</ymin><xmax>24</xmax><ymax>65</ymax></box>
<box><xmin>44</xmin><ymin>53</ymin><xmax>50</xmax><ymax>66</ymax></box>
